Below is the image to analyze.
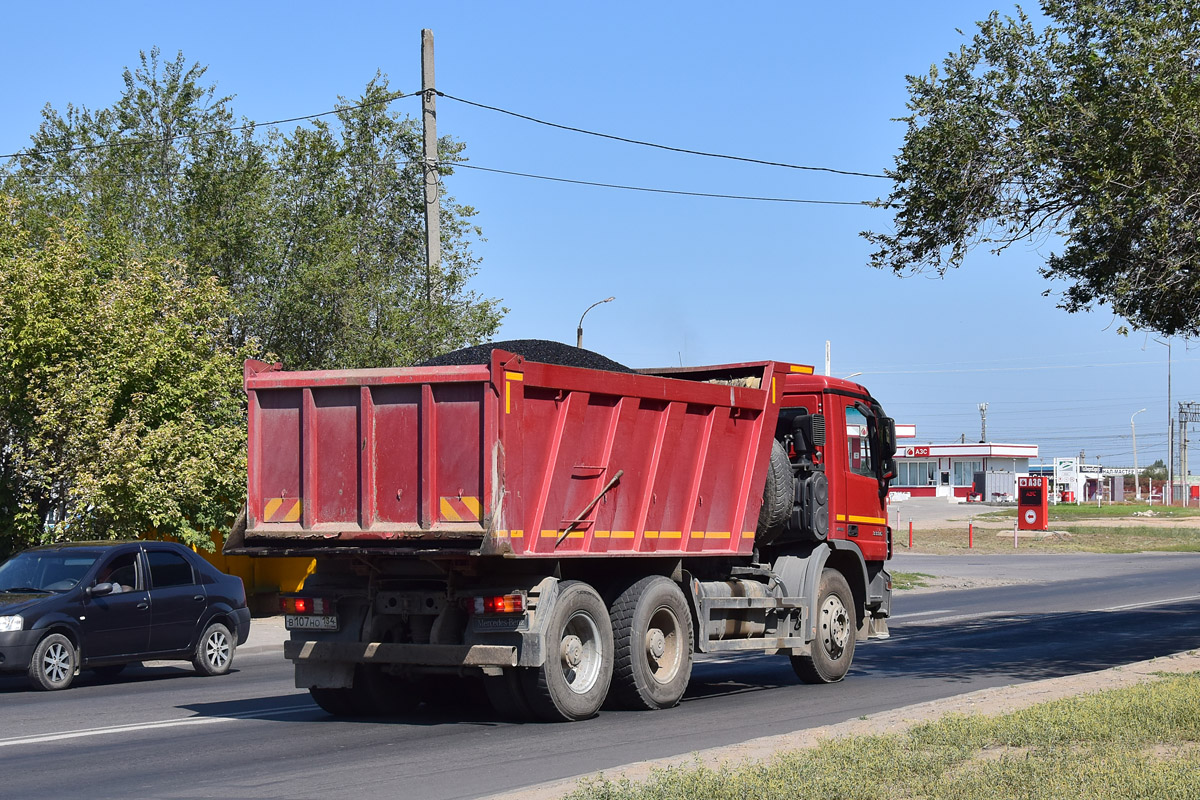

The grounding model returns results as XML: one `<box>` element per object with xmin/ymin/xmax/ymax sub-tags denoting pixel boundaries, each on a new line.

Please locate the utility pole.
<box><xmin>421</xmin><ymin>29</ymin><xmax>441</xmax><ymax>309</ymax></box>
<box><xmin>824</xmin><ymin>340</ymin><xmax>831</xmax><ymax>377</ymax></box>
<box><xmin>1132</xmin><ymin>408</ymin><xmax>1146</xmax><ymax>500</ymax></box>
<box><xmin>978</xmin><ymin>403</ymin><xmax>988</xmax><ymax>442</ymax></box>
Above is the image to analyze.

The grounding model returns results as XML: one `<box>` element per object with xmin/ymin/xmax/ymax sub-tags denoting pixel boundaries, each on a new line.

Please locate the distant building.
<box><xmin>889</xmin><ymin>433</ymin><xmax>1038</xmax><ymax>500</ymax></box>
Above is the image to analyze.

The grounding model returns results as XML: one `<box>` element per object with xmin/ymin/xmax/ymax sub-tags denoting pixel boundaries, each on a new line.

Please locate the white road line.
<box><xmin>0</xmin><ymin>704</ymin><xmax>315</xmax><ymax>748</ymax></box>
<box><xmin>889</xmin><ymin>609</ymin><xmax>953</xmax><ymax>620</ymax></box>
<box><xmin>1096</xmin><ymin>594</ymin><xmax>1200</xmax><ymax>613</ymax></box>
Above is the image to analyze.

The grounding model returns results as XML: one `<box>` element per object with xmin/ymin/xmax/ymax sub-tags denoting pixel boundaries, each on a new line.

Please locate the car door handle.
<box><xmin>193</xmin><ymin>595</ymin><xmax>204</xmax><ymax>602</ymax></box>
<box><xmin>137</xmin><ymin>602</ymin><xmax>149</xmax><ymax>610</ymax></box>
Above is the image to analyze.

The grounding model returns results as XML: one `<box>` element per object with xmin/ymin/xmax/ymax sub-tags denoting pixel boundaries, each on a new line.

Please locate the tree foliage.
<box><xmin>3</xmin><ymin>47</ymin><xmax>504</xmax><ymax>369</ymax></box>
<box><xmin>0</xmin><ymin>197</ymin><xmax>251</xmax><ymax>554</ymax></box>
<box><xmin>0</xmin><ymin>49</ymin><xmax>505</xmax><ymax>553</ymax></box>
<box><xmin>864</xmin><ymin>0</ymin><xmax>1200</xmax><ymax>336</ymax></box>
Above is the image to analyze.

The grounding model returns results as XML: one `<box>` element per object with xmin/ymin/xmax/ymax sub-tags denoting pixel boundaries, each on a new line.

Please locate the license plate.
<box><xmin>285</xmin><ymin>614</ymin><xmax>338</xmax><ymax>631</ymax></box>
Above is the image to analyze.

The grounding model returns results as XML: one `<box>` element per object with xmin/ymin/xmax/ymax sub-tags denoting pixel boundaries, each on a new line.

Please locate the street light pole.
<box><xmin>1132</xmin><ymin>408</ymin><xmax>1146</xmax><ymax>500</ymax></box>
<box><xmin>576</xmin><ymin>296</ymin><xmax>615</xmax><ymax>349</ymax></box>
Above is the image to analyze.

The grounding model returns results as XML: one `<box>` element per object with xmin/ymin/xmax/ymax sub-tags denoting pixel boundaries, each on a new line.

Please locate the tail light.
<box><xmin>472</xmin><ymin>593</ymin><xmax>525</xmax><ymax>614</ymax></box>
<box><xmin>280</xmin><ymin>596</ymin><xmax>334</xmax><ymax>615</ymax></box>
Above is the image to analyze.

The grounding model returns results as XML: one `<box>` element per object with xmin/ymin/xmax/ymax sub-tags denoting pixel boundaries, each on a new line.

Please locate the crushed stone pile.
<box><xmin>420</xmin><ymin>339</ymin><xmax>632</xmax><ymax>373</ymax></box>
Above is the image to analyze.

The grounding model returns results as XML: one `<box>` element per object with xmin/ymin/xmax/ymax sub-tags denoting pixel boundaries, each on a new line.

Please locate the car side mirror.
<box><xmin>88</xmin><ymin>582</ymin><xmax>115</xmax><ymax>597</ymax></box>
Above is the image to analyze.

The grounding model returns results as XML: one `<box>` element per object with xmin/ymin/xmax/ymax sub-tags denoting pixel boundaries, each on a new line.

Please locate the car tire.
<box><xmin>193</xmin><ymin>622</ymin><xmax>235</xmax><ymax>676</ymax></box>
<box><xmin>29</xmin><ymin>633</ymin><xmax>77</xmax><ymax>691</ymax></box>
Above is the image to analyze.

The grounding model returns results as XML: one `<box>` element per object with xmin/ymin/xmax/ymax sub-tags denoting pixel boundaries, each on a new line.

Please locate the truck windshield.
<box><xmin>0</xmin><ymin>551</ymin><xmax>99</xmax><ymax>592</ymax></box>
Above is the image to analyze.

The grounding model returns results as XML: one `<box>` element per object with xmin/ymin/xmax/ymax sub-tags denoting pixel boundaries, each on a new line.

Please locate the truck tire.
<box><xmin>521</xmin><ymin>581</ymin><xmax>614</xmax><ymax>722</ymax></box>
<box><xmin>791</xmin><ymin>569</ymin><xmax>856</xmax><ymax>684</ymax></box>
<box><xmin>484</xmin><ymin>668</ymin><xmax>534</xmax><ymax>721</ymax></box>
<box><xmin>607</xmin><ymin>576</ymin><xmax>693</xmax><ymax>710</ymax></box>
<box><xmin>756</xmin><ymin>439</ymin><xmax>792</xmax><ymax>542</ymax></box>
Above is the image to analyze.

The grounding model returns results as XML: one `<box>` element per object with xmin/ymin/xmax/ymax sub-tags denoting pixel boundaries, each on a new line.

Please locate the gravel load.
<box><xmin>419</xmin><ymin>339</ymin><xmax>632</xmax><ymax>373</ymax></box>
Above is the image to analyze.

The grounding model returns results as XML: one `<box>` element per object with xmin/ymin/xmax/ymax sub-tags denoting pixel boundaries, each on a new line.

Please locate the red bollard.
<box><xmin>969</xmin><ymin>521</ymin><xmax>973</xmax><ymax>548</ymax></box>
<box><xmin>908</xmin><ymin>520</ymin><xmax>913</xmax><ymax>548</ymax></box>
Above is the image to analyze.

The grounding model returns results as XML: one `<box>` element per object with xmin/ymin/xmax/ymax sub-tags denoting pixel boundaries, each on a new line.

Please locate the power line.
<box><xmin>452</xmin><ymin>163</ymin><xmax>878</xmax><ymax>205</ymax></box>
<box><xmin>436</xmin><ymin>91</ymin><xmax>889</xmax><ymax>179</ymax></box>
<box><xmin>0</xmin><ymin>91</ymin><xmax>415</xmax><ymax>161</ymax></box>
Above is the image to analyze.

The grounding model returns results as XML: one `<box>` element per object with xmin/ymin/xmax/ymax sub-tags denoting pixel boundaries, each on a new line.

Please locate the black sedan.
<box><xmin>0</xmin><ymin>540</ymin><xmax>251</xmax><ymax>690</ymax></box>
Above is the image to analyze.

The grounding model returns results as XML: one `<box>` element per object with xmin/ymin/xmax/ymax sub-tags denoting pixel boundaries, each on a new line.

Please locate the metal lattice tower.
<box><xmin>1179</xmin><ymin>402</ymin><xmax>1200</xmax><ymax>500</ymax></box>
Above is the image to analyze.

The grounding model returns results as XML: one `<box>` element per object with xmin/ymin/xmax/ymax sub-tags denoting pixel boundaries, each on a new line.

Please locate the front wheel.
<box><xmin>29</xmin><ymin>633</ymin><xmax>77</xmax><ymax>690</ymax></box>
<box><xmin>791</xmin><ymin>569</ymin><xmax>856</xmax><ymax>684</ymax></box>
<box><xmin>193</xmin><ymin>622</ymin><xmax>235</xmax><ymax>676</ymax></box>
<box><xmin>522</xmin><ymin>581</ymin><xmax>613</xmax><ymax>722</ymax></box>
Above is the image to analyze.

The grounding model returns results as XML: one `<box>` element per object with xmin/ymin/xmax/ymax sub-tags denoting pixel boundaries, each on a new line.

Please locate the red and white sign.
<box><xmin>903</xmin><ymin>446</ymin><xmax>931</xmax><ymax>458</ymax></box>
<box><xmin>1017</xmin><ymin>476</ymin><xmax>1048</xmax><ymax>531</ymax></box>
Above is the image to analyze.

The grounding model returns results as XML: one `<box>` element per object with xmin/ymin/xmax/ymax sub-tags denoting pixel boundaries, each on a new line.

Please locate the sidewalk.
<box><xmin>239</xmin><ymin>614</ymin><xmax>288</xmax><ymax>655</ymax></box>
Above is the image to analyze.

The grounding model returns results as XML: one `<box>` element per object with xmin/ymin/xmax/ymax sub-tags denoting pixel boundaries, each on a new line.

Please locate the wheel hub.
<box><xmin>820</xmin><ymin>595</ymin><xmax>850</xmax><ymax>655</ymax></box>
<box><xmin>561</xmin><ymin>634</ymin><xmax>584</xmax><ymax>668</ymax></box>
<box><xmin>645</xmin><ymin>628</ymin><xmax>666</xmax><ymax>660</ymax></box>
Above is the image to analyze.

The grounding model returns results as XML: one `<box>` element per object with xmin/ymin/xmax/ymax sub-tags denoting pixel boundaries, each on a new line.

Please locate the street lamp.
<box><xmin>576</xmin><ymin>296</ymin><xmax>615</xmax><ymax>349</ymax></box>
<box><xmin>1132</xmin><ymin>408</ymin><xmax>1146</xmax><ymax>500</ymax></box>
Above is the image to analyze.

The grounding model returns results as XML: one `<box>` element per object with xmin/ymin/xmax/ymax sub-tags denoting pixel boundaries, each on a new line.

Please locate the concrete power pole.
<box><xmin>421</xmin><ymin>29</ymin><xmax>441</xmax><ymax>309</ymax></box>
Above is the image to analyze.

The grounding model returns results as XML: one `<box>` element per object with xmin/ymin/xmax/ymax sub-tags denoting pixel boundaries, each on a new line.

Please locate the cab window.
<box><xmin>846</xmin><ymin>406</ymin><xmax>874</xmax><ymax>478</ymax></box>
<box><xmin>147</xmin><ymin>551</ymin><xmax>195</xmax><ymax>588</ymax></box>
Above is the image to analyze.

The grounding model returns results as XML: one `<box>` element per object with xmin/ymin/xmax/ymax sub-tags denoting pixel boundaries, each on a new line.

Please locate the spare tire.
<box><xmin>756</xmin><ymin>440</ymin><xmax>793</xmax><ymax>543</ymax></box>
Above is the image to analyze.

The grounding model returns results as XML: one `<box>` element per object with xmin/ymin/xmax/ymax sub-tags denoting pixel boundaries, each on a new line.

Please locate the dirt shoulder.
<box><xmin>488</xmin><ymin>649</ymin><xmax>1200</xmax><ymax>800</ymax></box>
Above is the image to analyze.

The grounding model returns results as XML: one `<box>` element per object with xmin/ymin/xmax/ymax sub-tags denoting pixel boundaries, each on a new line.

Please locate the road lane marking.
<box><xmin>1096</xmin><ymin>594</ymin><xmax>1200</xmax><ymax>613</ymax></box>
<box><xmin>0</xmin><ymin>703</ymin><xmax>315</xmax><ymax>748</ymax></box>
<box><xmin>889</xmin><ymin>609</ymin><xmax>953</xmax><ymax>620</ymax></box>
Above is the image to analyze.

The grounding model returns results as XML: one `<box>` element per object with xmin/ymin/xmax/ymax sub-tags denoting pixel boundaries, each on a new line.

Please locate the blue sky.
<box><xmin>2</xmin><ymin>1</ymin><xmax>1195</xmax><ymax>470</ymax></box>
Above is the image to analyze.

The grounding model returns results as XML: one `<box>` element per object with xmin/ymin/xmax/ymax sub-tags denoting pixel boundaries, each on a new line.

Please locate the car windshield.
<box><xmin>0</xmin><ymin>551</ymin><xmax>100</xmax><ymax>592</ymax></box>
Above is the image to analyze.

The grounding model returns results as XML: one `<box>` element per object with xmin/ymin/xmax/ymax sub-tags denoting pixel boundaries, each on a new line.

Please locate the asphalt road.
<box><xmin>2</xmin><ymin>552</ymin><xmax>1198</xmax><ymax>800</ymax></box>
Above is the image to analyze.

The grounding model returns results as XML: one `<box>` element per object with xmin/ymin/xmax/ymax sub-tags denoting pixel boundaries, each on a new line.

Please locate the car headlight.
<box><xmin>0</xmin><ymin>615</ymin><xmax>24</xmax><ymax>632</ymax></box>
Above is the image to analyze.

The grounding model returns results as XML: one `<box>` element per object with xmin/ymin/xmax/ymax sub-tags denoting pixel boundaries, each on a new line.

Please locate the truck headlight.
<box><xmin>0</xmin><ymin>615</ymin><xmax>24</xmax><ymax>632</ymax></box>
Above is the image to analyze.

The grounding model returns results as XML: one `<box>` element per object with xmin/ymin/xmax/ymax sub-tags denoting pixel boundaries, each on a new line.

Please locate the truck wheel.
<box><xmin>28</xmin><ymin>633</ymin><xmax>77</xmax><ymax>691</ymax></box>
<box><xmin>521</xmin><ymin>581</ymin><xmax>614</xmax><ymax>721</ymax></box>
<box><xmin>484</xmin><ymin>668</ymin><xmax>534</xmax><ymax>721</ymax></box>
<box><xmin>756</xmin><ymin>439</ymin><xmax>792</xmax><ymax>542</ymax></box>
<box><xmin>608</xmin><ymin>576</ymin><xmax>693</xmax><ymax>710</ymax></box>
<box><xmin>791</xmin><ymin>569</ymin><xmax>856</xmax><ymax>684</ymax></box>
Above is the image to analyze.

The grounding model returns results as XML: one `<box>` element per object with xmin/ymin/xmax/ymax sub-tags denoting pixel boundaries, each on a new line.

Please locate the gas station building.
<box><xmin>888</xmin><ymin>426</ymin><xmax>1038</xmax><ymax>500</ymax></box>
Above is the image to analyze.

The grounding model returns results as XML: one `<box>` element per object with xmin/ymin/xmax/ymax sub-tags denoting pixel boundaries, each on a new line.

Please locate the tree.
<box><xmin>0</xmin><ymin>198</ymin><xmax>251</xmax><ymax>556</ymax></box>
<box><xmin>1143</xmin><ymin>458</ymin><xmax>1168</xmax><ymax>480</ymax></box>
<box><xmin>3</xmin><ymin>51</ymin><xmax>504</xmax><ymax>369</ymax></box>
<box><xmin>864</xmin><ymin>0</ymin><xmax>1200</xmax><ymax>337</ymax></box>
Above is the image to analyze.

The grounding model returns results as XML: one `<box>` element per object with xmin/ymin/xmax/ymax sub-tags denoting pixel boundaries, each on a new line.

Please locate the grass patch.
<box><xmin>891</xmin><ymin>571</ymin><xmax>935</xmax><ymax>590</ymax></box>
<box><xmin>567</xmin><ymin>673</ymin><xmax>1200</xmax><ymax>800</ymax></box>
<box><xmin>906</xmin><ymin>525</ymin><xmax>1200</xmax><ymax>554</ymax></box>
<box><xmin>976</xmin><ymin>503</ymin><xmax>1200</xmax><ymax>521</ymax></box>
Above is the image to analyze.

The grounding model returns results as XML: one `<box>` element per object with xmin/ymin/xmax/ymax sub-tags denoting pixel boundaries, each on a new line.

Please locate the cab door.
<box><xmin>833</xmin><ymin>396</ymin><xmax>890</xmax><ymax>560</ymax></box>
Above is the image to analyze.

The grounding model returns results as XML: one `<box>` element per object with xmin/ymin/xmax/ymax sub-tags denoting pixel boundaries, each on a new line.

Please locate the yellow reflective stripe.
<box><xmin>461</xmin><ymin>497</ymin><xmax>481</xmax><ymax>517</ymax></box>
<box><xmin>742</xmin><ymin>531</ymin><xmax>755</xmax><ymax>539</ymax></box>
<box><xmin>790</xmin><ymin>364</ymin><xmax>815</xmax><ymax>374</ymax></box>
<box><xmin>612</xmin><ymin>531</ymin><xmax>635</xmax><ymax>539</ymax></box>
<box><xmin>264</xmin><ymin>498</ymin><xmax>282</xmax><ymax>519</ymax></box>
<box><xmin>541</xmin><ymin>530</ymin><xmax>583</xmax><ymax>539</ymax></box>
<box><xmin>439</xmin><ymin>498</ymin><xmax>460</xmax><ymax>521</ymax></box>
<box><xmin>282</xmin><ymin>500</ymin><xmax>301</xmax><ymax>522</ymax></box>
<box><xmin>848</xmin><ymin>515</ymin><xmax>887</xmax><ymax>525</ymax></box>
<box><xmin>504</xmin><ymin>371</ymin><xmax>524</xmax><ymax>381</ymax></box>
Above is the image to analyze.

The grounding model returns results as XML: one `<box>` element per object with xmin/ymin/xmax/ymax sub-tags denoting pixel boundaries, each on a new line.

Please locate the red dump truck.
<box><xmin>226</xmin><ymin>347</ymin><xmax>897</xmax><ymax>721</ymax></box>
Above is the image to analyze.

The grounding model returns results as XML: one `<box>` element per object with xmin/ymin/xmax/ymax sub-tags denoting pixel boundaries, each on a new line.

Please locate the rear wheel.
<box><xmin>791</xmin><ymin>569</ymin><xmax>856</xmax><ymax>684</ymax></box>
<box><xmin>193</xmin><ymin>622</ymin><xmax>235</xmax><ymax>676</ymax></box>
<box><xmin>608</xmin><ymin>576</ymin><xmax>693</xmax><ymax>710</ymax></box>
<box><xmin>522</xmin><ymin>581</ymin><xmax>613</xmax><ymax>722</ymax></box>
<box><xmin>29</xmin><ymin>633</ymin><xmax>76</xmax><ymax>691</ymax></box>
<box><xmin>310</xmin><ymin>686</ymin><xmax>360</xmax><ymax>716</ymax></box>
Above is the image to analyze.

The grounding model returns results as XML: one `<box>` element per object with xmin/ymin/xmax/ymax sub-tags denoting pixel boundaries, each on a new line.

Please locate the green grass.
<box><xmin>905</xmin><ymin>525</ymin><xmax>1200</xmax><ymax>554</ymax></box>
<box><xmin>976</xmin><ymin>503</ymin><xmax>1200</xmax><ymax>521</ymax></box>
<box><xmin>567</xmin><ymin>673</ymin><xmax>1200</xmax><ymax>800</ymax></box>
<box><xmin>891</xmin><ymin>571</ymin><xmax>934</xmax><ymax>589</ymax></box>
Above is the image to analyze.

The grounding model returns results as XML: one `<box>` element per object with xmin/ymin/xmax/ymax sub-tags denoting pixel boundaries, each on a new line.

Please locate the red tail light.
<box><xmin>473</xmin><ymin>593</ymin><xmax>525</xmax><ymax>614</ymax></box>
<box><xmin>281</xmin><ymin>596</ymin><xmax>333</xmax><ymax>614</ymax></box>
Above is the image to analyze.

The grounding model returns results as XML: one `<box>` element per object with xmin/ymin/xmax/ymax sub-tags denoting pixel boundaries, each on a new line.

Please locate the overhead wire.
<box><xmin>435</xmin><ymin>91</ymin><xmax>889</xmax><ymax>179</ymax></box>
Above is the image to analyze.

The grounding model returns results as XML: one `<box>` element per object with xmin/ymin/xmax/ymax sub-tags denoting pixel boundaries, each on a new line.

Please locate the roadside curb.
<box><xmin>482</xmin><ymin>649</ymin><xmax>1200</xmax><ymax>800</ymax></box>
